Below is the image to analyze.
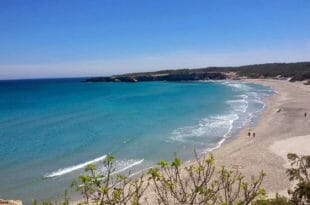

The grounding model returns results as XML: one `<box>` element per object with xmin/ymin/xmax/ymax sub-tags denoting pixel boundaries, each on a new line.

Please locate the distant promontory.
<box><xmin>85</xmin><ymin>62</ymin><xmax>310</xmax><ymax>83</ymax></box>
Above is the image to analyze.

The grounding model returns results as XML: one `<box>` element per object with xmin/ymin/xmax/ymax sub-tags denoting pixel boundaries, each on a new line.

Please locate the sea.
<box><xmin>0</xmin><ymin>78</ymin><xmax>274</xmax><ymax>203</ymax></box>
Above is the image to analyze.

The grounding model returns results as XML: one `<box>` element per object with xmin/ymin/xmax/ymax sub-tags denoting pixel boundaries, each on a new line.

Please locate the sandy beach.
<box><xmin>134</xmin><ymin>79</ymin><xmax>310</xmax><ymax>204</ymax></box>
<box><xmin>212</xmin><ymin>79</ymin><xmax>310</xmax><ymax>195</ymax></box>
<box><xmin>67</xmin><ymin>79</ymin><xmax>310</xmax><ymax>205</ymax></box>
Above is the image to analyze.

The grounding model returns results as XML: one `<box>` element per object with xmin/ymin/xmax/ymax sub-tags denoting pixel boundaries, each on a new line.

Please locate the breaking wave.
<box><xmin>226</xmin><ymin>95</ymin><xmax>249</xmax><ymax>113</ymax></box>
<box><xmin>44</xmin><ymin>156</ymin><xmax>144</xmax><ymax>178</ymax></box>
<box><xmin>44</xmin><ymin>155</ymin><xmax>107</xmax><ymax>178</ymax></box>
<box><xmin>170</xmin><ymin>82</ymin><xmax>273</xmax><ymax>153</ymax></box>
<box><xmin>221</xmin><ymin>82</ymin><xmax>251</xmax><ymax>91</ymax></box>
<box><xmin>100</xmin><ymin>159</ymin><xmax>144</xmax><ymax>175</ymax></box>
<box><xmin>171</xmin><ymin>114</ymin><xmax>239</xmax><ymax>143</ymax></box>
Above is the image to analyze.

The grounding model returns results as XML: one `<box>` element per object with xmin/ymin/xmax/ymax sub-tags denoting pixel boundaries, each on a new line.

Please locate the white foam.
<box><xmin>171</xmin><ymin>114</ymin><xmax>239</xmax><ymax>143</ymax></box>
<box><xmin>205</xmin><ymin>138</ymin><xmax>226</xmax><ymax>153</ymax></box>
<box><xmin>97</xmin><ymin>159</ymin><xmax>144</xmax><ymax>176</ymax></box>
<box><xmin>204</xmin><ymin>113</ymin><xmax>239</xmax><ymax>153</ymax></box>
<box><xmin>238</xmin><ymin>94</ymin><xmax>249</xmax><ymax>99</ymax></box>
<box><xmin>227</xmin><ymin>99</ymin><xmax>248</xmax><ymax>103</ymax></box>
<box><xmin>226</xmin><ymin>97</ymin><xmax>249</xmax><ymax>113</ymax></box>
<box><xmin>112</xmin><ymin>159</ymin><xmax>144</xmax><ymax>175</ymax></box>
<box><xmin>221</xmin><ymin>82</ymin><xmax>251</xmax><ymax>91</ymax></box>
<box><xmin>201</xmin><ymin>82</ymin><xmax>274</xmax><ymax>152</ymax></box>
<box><xmin>44</xmin><ymin>154</ymin><xmax>107</xmax><ymax>178</ymax></box>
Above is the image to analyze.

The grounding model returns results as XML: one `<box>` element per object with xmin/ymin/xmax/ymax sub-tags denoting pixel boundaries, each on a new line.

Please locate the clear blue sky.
<box><xmin>0</xmin><ymin>0</ymin><xmax>309</xmax><ymax>79</ymax></box>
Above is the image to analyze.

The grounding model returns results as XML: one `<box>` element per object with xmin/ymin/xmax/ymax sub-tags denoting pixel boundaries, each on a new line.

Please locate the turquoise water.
<box><xmin>0</xmin><ymin>79</ymin><xmax>273</xmax><ymax>203</ymax></box>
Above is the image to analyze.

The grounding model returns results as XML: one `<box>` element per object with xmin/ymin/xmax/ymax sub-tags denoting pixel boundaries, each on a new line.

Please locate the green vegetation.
<box><xmin>33</xmin><ymin>152</ymin><xmax>310</xmax><ymax>205</ymax></box>
<box><xmin>148</xmin><ymin>154</ymin><xmax>265</xmax><ymax>204</ymax></box>
<box><xmin>70</xmin><ymin>155</ymin><xmax>149</xmax><ymax>205</ymax></box>
<box><xmin>252</xmin><ymin>194</ymin><xmax>293</xmax><ymax>205</ymax></box>
<box><xmin>220</xmin><ymin>62</ymin><xmax>310</xmax><ymax>82</ymax></box>
<box><xmin>86</xmin><ymin>62</ymin><xmax>310</xmax><ymax>83</ymax></box>
<box><xmin>286</xmin><ymin>153</ymin><xmax>310</xmax><ymax>204</ymax></box>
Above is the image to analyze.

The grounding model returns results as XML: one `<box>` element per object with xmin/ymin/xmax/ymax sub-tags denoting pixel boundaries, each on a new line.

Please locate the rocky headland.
<box><xmin>85</xmin><ymin>62</ymin><xmax>310</xmax><ymax>83</ymax></box>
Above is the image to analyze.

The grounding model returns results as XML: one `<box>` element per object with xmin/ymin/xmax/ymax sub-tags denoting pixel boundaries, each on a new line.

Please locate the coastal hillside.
<box><xmin>85</xmin><ymin>62</ymin><xmax>310</xmax><ymax>83</ymax></box>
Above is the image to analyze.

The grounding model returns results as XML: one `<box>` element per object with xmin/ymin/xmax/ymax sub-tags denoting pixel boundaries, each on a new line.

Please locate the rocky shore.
<box><xmin>85</xmin><ymin>70</ymin><xmax>227</xmax><ymax>83</ymax></box>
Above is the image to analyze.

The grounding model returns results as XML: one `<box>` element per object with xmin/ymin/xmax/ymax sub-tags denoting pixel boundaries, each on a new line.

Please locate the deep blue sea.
<box><xmin>0</xmin><ymin>79</ymin><xmax>274</xmax><ymax>203</ymax></box>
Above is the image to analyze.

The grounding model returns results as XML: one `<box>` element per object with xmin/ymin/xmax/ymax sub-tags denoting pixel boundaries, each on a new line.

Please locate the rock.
<box><xmin>0</xmin><ymin>199</ymin><xmax>23</xmax><ymax>205</ymax></box>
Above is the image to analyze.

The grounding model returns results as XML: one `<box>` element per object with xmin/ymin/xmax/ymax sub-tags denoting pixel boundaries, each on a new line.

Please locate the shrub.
<box><xmin>32</xmin><ymin>152</ymin><xmax>310</xmax><ymax>204</ymax></box>
<box><xmin>148</xmin><ymin>153</ymin><xmax>265</xmax><ymax>205</ymax></box>
<box><xmin>286</xmin><ymin>153</ymin><xmax>310</xmax><ymax>204</ymax></box>
<box><xmin>253</xmin><ymin>194</ymin><xmax>293</xmax><ymax>205</ymax></box>
<box><xmin>71</xmin><ymin>155</ymin><xmax>149</xmax><ymax>205</ymax></box>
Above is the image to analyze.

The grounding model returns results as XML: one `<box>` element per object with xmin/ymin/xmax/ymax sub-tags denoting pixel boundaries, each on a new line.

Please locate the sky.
<box><xmin>0</xmin><ymin>0</ymin><xmax>309</xmax><ymax>79</ymax></box>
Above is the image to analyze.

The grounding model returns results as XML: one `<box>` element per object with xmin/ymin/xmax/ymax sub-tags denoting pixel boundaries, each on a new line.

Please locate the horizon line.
<box><xmin>1</xmin><ymin>60</ymin><xmax>309</xmax><ymax>81</ymax></box>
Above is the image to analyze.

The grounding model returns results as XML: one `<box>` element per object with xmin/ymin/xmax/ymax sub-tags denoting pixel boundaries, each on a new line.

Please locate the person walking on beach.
<box><xmin>305</xmin><ymin>112</ymin><xmax>307</xmax><ymax>118</ymax></box>
<box><xmin>248</xmin><ymin>131</ymin><xmax>251</xmax><ymax>138</ymax></box>
<box><xmin>253</xmin><ymin>132</ymin><xmax>256</xmax><ymax>138</ymax></box>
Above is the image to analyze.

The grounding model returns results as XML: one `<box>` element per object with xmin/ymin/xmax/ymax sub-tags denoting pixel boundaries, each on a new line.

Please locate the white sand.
<box><xmin>212</xmin><ymin>79</ymin><xmax>310</xmax><ymax>193</ymax></box>
<box><xmin>270</xmin><ymin>135</ymin><xmax>310</xmax><ymax>167</ymax></box>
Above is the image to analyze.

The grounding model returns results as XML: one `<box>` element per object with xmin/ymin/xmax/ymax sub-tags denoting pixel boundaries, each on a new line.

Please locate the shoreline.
<box><xmin>134</xmin><ymin>78</ymin><xmax>309</xmax><ymax>204</ymax></box>
<box><xmin>4</xmin><ymin>79</ymin><xmax>309</xmax><ymax>204</ymax></box>
<box><xmin>72</xmin><ymin>79</ymin><xmax>310</xmax><ymax>204</ymax></box>
<box><xmin>211</xmin><ymin>79</ymin><xmax>310</xmax><ymax>195</ymax></box>
<box><xmin>72</xmin><ymin>80</ymin><xmax>275</xmax><ymax>204</ymax></box>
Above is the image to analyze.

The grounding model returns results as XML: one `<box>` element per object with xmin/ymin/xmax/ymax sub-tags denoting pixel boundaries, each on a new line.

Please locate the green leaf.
<box><xmin>171</xmin><ymin>157</ymin><xmax>182</xmax><ymax>168</ymax></box>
